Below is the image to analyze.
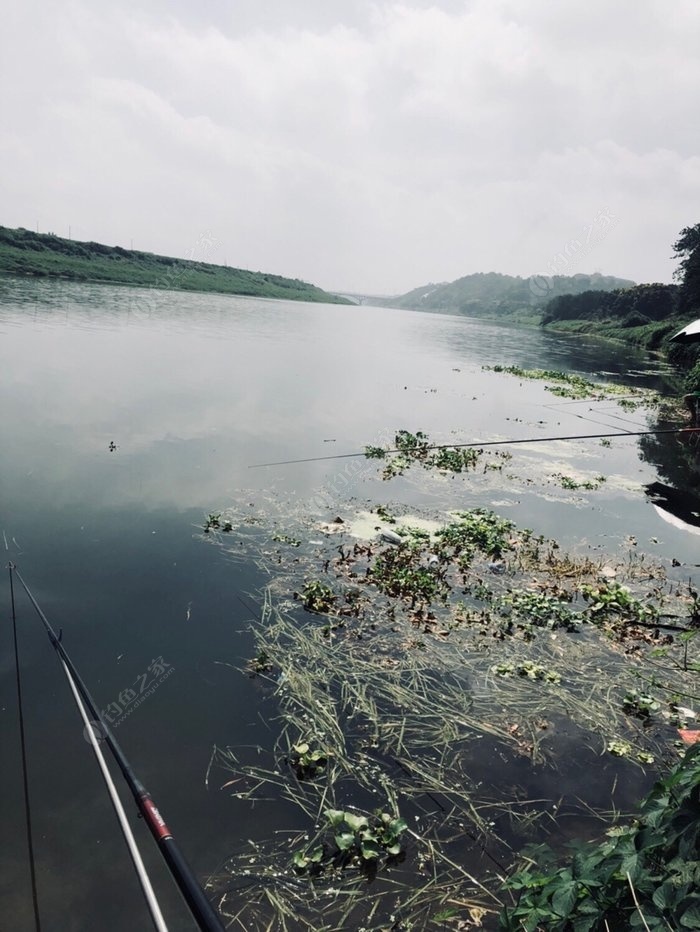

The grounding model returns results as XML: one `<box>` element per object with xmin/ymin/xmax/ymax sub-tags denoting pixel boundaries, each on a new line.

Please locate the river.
<box><xmin>0</xmin><ymin>278</ymin><xmax>697</xmax><ymax>930</ymax></box>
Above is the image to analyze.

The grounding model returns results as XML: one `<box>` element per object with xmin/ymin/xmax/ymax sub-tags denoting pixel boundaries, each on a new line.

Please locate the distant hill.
<box><xmin>0</xmin><ymin>225</ymin><xmax>349</xmax><ymax>304</ymax></box>
<box><xmin>384</xmin><ymin>271</ymin><xmax>635</xmax><ymax>321</ymax></box>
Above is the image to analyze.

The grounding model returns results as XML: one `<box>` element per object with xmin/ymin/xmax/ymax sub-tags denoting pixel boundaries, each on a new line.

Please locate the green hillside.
<box><xmin>386</xmin><ymin>271</ymin><xmax>634</xmax><ymax>322</ymax></box>
<box><xmin>0</xmin><ymin>225</ymin><xmax>348</xmax><ymax>304</ymax></box>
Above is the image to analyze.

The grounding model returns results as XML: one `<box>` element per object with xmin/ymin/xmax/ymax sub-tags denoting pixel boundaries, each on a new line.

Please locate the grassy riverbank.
<box><xmin>538</xmin><ymin>224</ymin><xmax>700</xmax><ymax>388</ymax></box>
<box><xmin>0</xmin><ymin>225</ymin><xmax>348</xmax><ymax>304</ymax></box>
<box><xmin>540</xmin><ymin>295</ymin><xmax>699</xmax><ymax>392</ymax></box>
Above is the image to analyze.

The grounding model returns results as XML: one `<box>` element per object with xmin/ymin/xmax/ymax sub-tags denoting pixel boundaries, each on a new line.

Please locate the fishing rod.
<box><xmin>8</xmin><ymin>563</ymin><xmax>225</xmax><ymax>932</ymax></box>
<box><xmin>249</xmin><ymin>426</ymin><xmax>700</xmax><ymax>469</ymax></box>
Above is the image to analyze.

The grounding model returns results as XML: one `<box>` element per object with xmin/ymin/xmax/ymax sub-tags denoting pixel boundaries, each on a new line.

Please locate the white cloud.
<box><xmin>1</xmin><ymin>1</ymin><xmax>699</xmax><ymax>291</ymax></box>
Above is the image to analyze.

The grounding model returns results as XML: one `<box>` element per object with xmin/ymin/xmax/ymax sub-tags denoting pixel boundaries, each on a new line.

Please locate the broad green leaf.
<box><xmin>577</xmin><ymin>876</ymin><xmax>604</xmax><ymax>889</ymax></box>
<box><xmin>309</xmin><ymin>846</ymin><xmax>324</xmax><ymax>863</ymax></box>
<box><xmin>652</xmin><ymin>884</ymin><xmax>673</xmax><ymax>911</ymax></box>
<box><xmin>680</xmin><ymin>903</ymin><xmax>700</xmax><ymax>928</ymax></box>
<box><xmin>335</xmin><ymin>832</ymin><xmax>355</xmax><ymax>851</ymax></box>
<box><xmin>551</xmin><ymin>881</ymin><xmax>577</xmax><ymax>918</ymax></box>
<box><xmin>571</xmin><ymin>852</ymin><xmax>587</xmax><ymax>880</ymax></box>
<box><xmin>360</xmin><ymin>839</ymin><xmax>381</xmax><ymax>860</ymax></box>
<box><xmin>344</xmin><ymin>813</ymin><xmax>368</xmax><ymax>833</ymax></box>
<box><xmin>571</xmin><ymin>917</ymin><xmax>598</xmax><ymax>932</ymax></box>
<box><xmin>622</xmin><ymin>852</ymin><xmax>640</xmax><ymax>881</ymax></box>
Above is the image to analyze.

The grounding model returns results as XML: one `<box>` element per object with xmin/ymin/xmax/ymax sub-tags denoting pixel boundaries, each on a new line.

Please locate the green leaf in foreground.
<box><xmin>500</xmin><ymin>745</ymin><xmax>700</xmax><ymax>930</ymax></box>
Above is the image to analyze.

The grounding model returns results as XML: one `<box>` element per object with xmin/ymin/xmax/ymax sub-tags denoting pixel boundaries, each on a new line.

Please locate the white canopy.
<box><xmin>671</xmin><ymin>318</ymin><xmax>700</xmax><ymax>342</ymax></box>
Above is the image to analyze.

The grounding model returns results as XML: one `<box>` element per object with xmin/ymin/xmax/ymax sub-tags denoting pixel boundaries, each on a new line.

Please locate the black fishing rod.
<box><xmin>9</xmin><ymin>564</ymin><xmax>225</xmax><ymax>932</ymax></box>
<box><xmin>249</xmin><ymin>426</ymin><xmax>700</xmax><ymax>468</ymax></box>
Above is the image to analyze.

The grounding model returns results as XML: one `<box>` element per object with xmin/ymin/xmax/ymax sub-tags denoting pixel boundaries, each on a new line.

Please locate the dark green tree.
<box><xmin>673</xmin><ymin>222</ymin><xmax>700</xmax><ymax>316</ymax></box>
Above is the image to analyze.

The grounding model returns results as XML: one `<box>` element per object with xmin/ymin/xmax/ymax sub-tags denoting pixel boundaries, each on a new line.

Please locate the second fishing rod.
<box><xmin>10</xmin><ymin>564</ymin><xmax>225</xmax><ymax>932</ymax></box>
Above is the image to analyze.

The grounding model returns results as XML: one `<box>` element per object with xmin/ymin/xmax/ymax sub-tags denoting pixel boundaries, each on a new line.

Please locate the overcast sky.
<box><xmin>1</xmin><ymin>1</ymin><xmax>699</xmax><ymax>294</ymax></box>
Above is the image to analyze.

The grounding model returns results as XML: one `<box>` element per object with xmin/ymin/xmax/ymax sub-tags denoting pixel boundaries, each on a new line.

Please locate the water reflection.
<box><xmin>645</xmin><ymin>481</ymin><xmax>700</xmax><ymax>538</ymax></box>
<box><xmin>638</xmin><ymin>409</ymin><xmax>700</xmax><ymax>493</ymax></box>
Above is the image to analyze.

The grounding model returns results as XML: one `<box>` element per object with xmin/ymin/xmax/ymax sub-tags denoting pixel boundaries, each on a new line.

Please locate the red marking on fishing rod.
<box><xmin>142</xmin><ymin>796</ymin><xmax>173</xmax><ymax>841</ymax></box>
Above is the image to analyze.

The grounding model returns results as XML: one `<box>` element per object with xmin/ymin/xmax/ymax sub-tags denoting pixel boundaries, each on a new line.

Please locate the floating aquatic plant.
<box><xmin>552</xmin><ymin>473</ymin><xmax>606</xmax><ymax>491</ymax></box>
<box><xmin>436</xmin><ymin>508</ymin><xmax>515</xmax><ymax>561</ymax></box>
<box><xmin>288</xmin><ymin>740</ymin><xmax>329</xmax><ymax>781</ymax></box>
<box><xmin>293</xmin><ymin>808</ymin><xmax>408</xmax><ymax>877</ymax></box>
<box><xmin>299</xmin><ymin>580</ymin><xmax>337</xmax><ymax>614</ymax></box>
<box><xmin>484</xmin><ymin>364</ymin><xmax>660</xmax><ymax>408</ymax></box>
<box><xmin>364</xmin><ymin>429</ymin><xmax>511</xmax><ymax>479</ymax></box>
<box><xmin>204</xmin><ymin>512</ymin><xmax>233</xmax><ymax>533</ymax></box>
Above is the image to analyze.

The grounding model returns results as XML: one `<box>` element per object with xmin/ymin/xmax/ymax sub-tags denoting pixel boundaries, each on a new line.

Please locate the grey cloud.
<box><xmin>1</xmin><ymin>1</ymin><xmax>699</xmax><ymax>292</ymax></box>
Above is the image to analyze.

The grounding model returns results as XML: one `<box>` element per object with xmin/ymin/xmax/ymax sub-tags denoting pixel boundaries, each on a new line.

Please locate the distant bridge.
<box><xmin>331</xmin><ymin>292</ymin><xmax>396</xmax><ymax>306</ymax></box>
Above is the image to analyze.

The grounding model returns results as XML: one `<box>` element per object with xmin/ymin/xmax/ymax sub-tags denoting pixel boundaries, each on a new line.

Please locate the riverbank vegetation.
<box><xmin>0</xmin><ymin>225</ymin><xmax>348</xmax><ymax>304</ymax></box>
<box><xmin>546</xmin><ymin>224</ymin><xmax>700</xmax><ymax>392</ymax></box>
<box><xmin>386</xmin><ymin>222</ymin><xmax>700</xmax><ymax>391</ymax></box>
<box><xmin>539</xmin><ymin>223</ymin><xmax>700</xmax><ymax>393</ymax></box>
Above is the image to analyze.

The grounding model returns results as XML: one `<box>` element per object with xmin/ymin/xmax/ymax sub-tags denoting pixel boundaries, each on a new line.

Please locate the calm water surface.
<box><xmin>0</xmin><ymin>279</ymin><xmax>696</xmax><ymax>930</ymax></box>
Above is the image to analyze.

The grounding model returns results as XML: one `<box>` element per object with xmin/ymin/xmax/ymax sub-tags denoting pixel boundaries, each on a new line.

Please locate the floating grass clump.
<box><xmin>483</xmin><ymin>365</ymin><xmax>661</xmax><ymax>408</ymax></box>
<box><xmin>436</xmin><ymin>509</ymin><xmax>515</xmax><ymax>561</ymax></box>
<box><xmin>298</xmin><ymin>580</ymin><xmax>336</xmax><ymax>613</ymax></box>
<box><xmin>552</xmin><ymin>473</ymin><xmax>606</xmax><ymax>491</ymax></box>
<box><xmin>203</xmin><ymin>512</ymin><xmax>233</xmax><ymax>533</ymax></box>
<box><xmin>581</xmin><ymin>581</ymin><xmax>660</xmax><ymax>625</ymax></box>
<box><xmin>369</xmin><ymin>544</ymin><xmax>447</xmax><ymax>605</ymax></box>
<box><xmin>364</xmin><ymin>429</ymin><xmax>510</xmax><ymax>479</ymax></box>
<box><xmin>499</xmin><ymin>590</ymin><xmax>581</xmax><ymax>633</ymax></box>
<box><xmin>485</xmin><ymin>365</ymin><xmax>603</xmax><ymax>400</ymax></box>
<box><xmin>288</xmin><ymin>741</ymin><xmax>330</xmax><ymax>781</ymax></box>
<box><xmin>292</xmin><ymin>809</ymin><xmax>408</xmax><ymax>876</ymax></box>
<box><xmin>493</xmin><ymin>661</ymin><xmax>562</xmax><ymax>684</ymax></box>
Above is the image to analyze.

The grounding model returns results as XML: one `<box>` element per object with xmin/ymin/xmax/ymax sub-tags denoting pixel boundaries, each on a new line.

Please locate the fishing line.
<box><xmin>249</xmin><ymin>426</ymin><xmax>700</xmax><ymax>469</ymax></box>
<box><xmin>9</xmin><ymin>564</ymin><xmax>225</xmax><ymax>932</ymax></box>
<box><xmin>8</xmin><ymin>564</ymin><xmax>42</xmax><ymax>932</ymax></box>
<box><xmin>588</xmin><ymin>409</ymin><xmax>647</xmax><ymax>430</ymax></box>
<box><xmin>573</xmin><ymin>400</ymin><xmax>649</xmax><ymax>430</ymax></box>
<box><xmin>552</xmin><ymin>408</ymin><xmax>636</xmax><ymax>434</ymax></box>
<box><xmin>542</xmin><ymin>394</ymin><xmax>648</xmax><ymax>406</ymax></box>
<box><xmin>541</xmin><ymin>402</ymin><xmax>645</xmax><ymax>433</ymax></box>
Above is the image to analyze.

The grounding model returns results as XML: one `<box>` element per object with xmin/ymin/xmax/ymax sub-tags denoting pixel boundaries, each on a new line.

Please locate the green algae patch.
<box><xmin>483</xmin><ymin>364</ymin><xmax>661</xmax><ymax>408</ymax></box>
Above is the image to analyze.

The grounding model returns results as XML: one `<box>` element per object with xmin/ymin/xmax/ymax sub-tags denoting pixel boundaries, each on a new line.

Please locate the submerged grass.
<box><xmin>205</xmin><ymin>501</ymin><xmax>699</xmax><ymax>930</ymax></box>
